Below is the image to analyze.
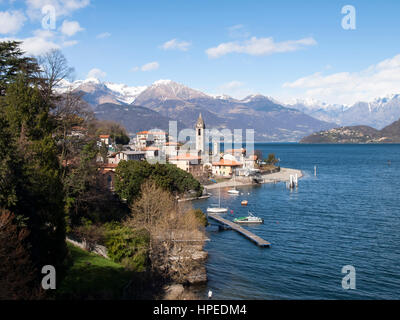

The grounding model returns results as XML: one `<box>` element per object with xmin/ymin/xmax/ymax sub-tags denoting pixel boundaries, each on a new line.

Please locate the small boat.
<box><xmin>207</xmin><ymin>188</ymin><xmax>228</xmax><ymax>213</ymax></box>
<box><xmin>241</xmin><ymin>200</ymin><xmax>248</xmax><ymax>206</ymax></box>
<box><xmin>233</xmin><ymin>212</ymin><xmax>264</xmax><ymax>225</ymax></box>
<box><xmin>207</xmin><ymin>206</ymin><xmax>229</xmax><ymax>214</ymax></box>
<box><xmin>228</xmin><ymin>174</ymin><xmax>240</xmax><ymax>195</ymax></box>
<box><xmin>228</xmin><ymin>189</ymin><xmax>240</xmax><ymax>195</ymax></box>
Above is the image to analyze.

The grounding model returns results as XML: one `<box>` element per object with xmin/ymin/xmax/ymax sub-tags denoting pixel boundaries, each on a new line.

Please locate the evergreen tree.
<box><xmin>0</xmin><ymin>41</ymin><xmax>39</xmax><ymax>96</ymax></box>
<box><xmin>0</xmin><ymin>42</ymin><xmax>67</xmax><ymax>284</ymax></box>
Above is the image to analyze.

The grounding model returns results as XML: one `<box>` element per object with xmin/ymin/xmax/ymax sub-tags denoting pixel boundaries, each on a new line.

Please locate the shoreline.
<box><xmin>169</xmin><ymin>167</ymin><xmax>303</xmax><ymax>299</ymax></box>
<box><xmin>204</xmin><ymin>167</ymin><xmax>303</xmax><ymax>191</ymax></box>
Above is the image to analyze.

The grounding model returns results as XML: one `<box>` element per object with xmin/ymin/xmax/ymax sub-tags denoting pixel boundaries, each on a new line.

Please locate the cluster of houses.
<box><xmin>96</xmin><ymin>114</ymin><xmax>260</xmax><ymax>190</ymax></box>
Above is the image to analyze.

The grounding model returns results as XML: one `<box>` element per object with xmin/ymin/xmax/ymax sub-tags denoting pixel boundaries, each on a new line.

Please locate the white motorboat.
<box><xmin>233</xmin><ymin>212</ymin><xmax>264</xmax><ymax>224</ymax></box>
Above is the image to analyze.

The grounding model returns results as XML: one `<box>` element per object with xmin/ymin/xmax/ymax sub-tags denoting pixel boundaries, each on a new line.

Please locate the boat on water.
<box><xmin>233</xmin><ymin>212</ymin><xmax>264</xmax><ymax>225</ymax></box>
<box><xmin>241</xmin><ymin>200</ymin><xmax>248</xmax><ymax>206</ymax></box>
<box><xmin>207</xmin><ymin>206</ymin><xmax>229</xmax><ymax>214</ymax></box>
<box><xmin>207</xmin><ymin>188</ymin><xmax>228</xmax><ymax>213</ymax></box>
<box><xmin>228</xmin><ymin>174</ymin><xmax>240</xmax><ymax>195</ymax></box>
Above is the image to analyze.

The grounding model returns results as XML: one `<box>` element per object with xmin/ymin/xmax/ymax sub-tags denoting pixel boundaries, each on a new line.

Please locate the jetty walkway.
<box><xmin>208</xmin><ymin>213</ymin><xmax>271</xmax><ymax>248</ymax></box>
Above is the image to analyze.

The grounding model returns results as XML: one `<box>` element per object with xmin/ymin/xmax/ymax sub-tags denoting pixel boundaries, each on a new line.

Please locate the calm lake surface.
<box><xmin>194</xmin><ymin>144</ymin><xmax>400</xmax><ymax>300</ymax></box>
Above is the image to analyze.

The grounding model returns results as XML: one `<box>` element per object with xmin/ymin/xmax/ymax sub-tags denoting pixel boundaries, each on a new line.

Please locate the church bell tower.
<box><xmin>196</xmin><ymin>113</ymin><xmax>205</xmax><ymax>153</ymax></box>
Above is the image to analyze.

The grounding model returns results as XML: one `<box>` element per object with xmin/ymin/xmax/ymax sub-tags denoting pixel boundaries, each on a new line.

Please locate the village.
<box><xmin>85</xmin><ymin>114</ymin><xmax>272</xmax><ymax>194</ymax></box>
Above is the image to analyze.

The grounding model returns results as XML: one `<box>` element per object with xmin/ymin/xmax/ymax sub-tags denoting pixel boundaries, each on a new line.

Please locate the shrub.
<box><xmin>104</xmin><ymin>223</ymin><xmax>149</xmax><ymax>272</ymax></box>
<box><xmin>191</xmin><ymin>209</ymin><xmax>208</xmax><ymax>227</ymax></box>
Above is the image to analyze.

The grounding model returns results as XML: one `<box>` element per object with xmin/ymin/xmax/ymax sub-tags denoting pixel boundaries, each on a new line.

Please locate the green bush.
<box><xmin>104</xmin><ymin>223</ymin><xmax>149</xmax><ymax>272</ymax></box>
<box><xmin>191</xmin><ymin>209</ymin><xmax>208</xmax><ymax>227</ymax></box>
<box><xmin>114</xmin><ymin>161</ymin><xmax>203</xmax><ymax>204</ymax></box>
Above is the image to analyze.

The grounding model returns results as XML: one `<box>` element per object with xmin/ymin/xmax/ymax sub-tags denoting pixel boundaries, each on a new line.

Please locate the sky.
<box><xmin>1</xmin><ymin>0</ymin><xmax>400</xmax><ymax>105</ymax></box>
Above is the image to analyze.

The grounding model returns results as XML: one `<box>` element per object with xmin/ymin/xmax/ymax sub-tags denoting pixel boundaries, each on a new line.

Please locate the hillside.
<box><xmin>59</xmin><ymin>79</ymin><xmax>336</xmax><ymax>141</ymax></box>
<box><xmin>300</xmin><ymin>120</ymin><xmax>400</xmax><ymax>144</ymax></box>
<box><xmin>94</xmin><ymin>103</ymin><xmax>185</xmax><ymax>134</ymax></box>
<box><xmin>132</xmin><ymin>80</ymin><xmax>335</xmax><ymax>141</ymax></box>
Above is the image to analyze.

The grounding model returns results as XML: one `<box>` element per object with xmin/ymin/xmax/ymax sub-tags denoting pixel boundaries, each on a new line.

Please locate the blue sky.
<box><xmin>1</xmin><ymin>0</ymin><xmax>400</xmax><ymax>105</ymax></box>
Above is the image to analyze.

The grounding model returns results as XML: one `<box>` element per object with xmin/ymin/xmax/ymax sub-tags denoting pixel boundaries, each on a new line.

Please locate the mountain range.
<box><xmin>286</xmin><ymin>95</ymin><xmax>400</xmax><ymax>130</ymax></box>
<box><xmin>58</xmin><ymin>78</ymin><xmax>400</xmax><ymax>141</ymax></box>
<box><xmin>58</xmin><ymin>79</ymin><xmax>336</xmax><ymax>141</ymax></box>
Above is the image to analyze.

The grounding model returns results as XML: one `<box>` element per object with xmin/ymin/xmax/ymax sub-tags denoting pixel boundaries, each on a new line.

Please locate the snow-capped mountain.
<box><xmin>56</xmin><ymin>78</ymin><xmax>147</xmax><ymax>106</ymax></box>
<box><xmin>131</xmin><ymin>80</ymin><xmax>335</xmax><ymax>141</ymax></box>
<box><xmin>285</xmin><ymin>94</ymin><xmax>400</xmax><ymax>129</ymax></box>
<box><xmin>55</xmin><ymin>77</ymin><xmax>400</xmax><ymax>140</ymax></box>
<box><xmin>103</xmin><ymin>82</ymin><xmax>147</xmax><ymax>104</ymax></box>
<box><xmin>133</xmin><ymin>79</ymin><xmax>209</xmax><ymax>107</ymax></box>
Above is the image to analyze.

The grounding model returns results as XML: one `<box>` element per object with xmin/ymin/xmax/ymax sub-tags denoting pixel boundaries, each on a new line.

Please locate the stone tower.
<box><xmin>196</xmin><ymin>113</ymin><xmax>205</xmax><ymax>153</ymax></box>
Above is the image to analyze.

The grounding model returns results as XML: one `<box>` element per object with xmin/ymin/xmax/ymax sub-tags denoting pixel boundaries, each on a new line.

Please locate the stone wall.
<box><xmin>66</xmin><ymin>236</ymin><xmax>109</xmax><ymax>259</ymax></box>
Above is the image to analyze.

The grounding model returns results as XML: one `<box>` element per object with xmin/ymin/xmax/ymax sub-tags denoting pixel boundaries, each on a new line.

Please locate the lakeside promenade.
<box><xmin>204</xmin><ymin>168</ymin><xmax>303</xmax><ymax>190</ymax></box>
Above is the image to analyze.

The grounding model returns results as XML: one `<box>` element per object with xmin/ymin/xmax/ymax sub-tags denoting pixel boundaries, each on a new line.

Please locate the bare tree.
<box><xmin>52</xmin><ymin>90</ymin><xmax>94</xmax><ymax>178</ymax></box>
<box><xmin>125</xmin><ymin>181</ymin><xmax>206</xmax><ymax>283</ymax></box>
<box><xmin>36</xmin><ymin>49</ymin><xmax>74</xmax><ymax>101</ymax></box>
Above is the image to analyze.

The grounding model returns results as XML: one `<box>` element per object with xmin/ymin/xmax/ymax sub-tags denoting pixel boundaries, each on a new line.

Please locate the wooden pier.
<box><xmin>208</xmin><ymin>214</ymin><xmax>271</xmax><ymax>248</ymax></box>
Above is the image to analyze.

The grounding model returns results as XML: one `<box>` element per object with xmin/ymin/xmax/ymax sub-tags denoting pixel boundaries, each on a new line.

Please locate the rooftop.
<box><xmin>170</xmin><ymin>154</ymin><xmax>202</xmax><ymax>161</ymax></box>
<box><xmin>225</xmin><ymin>148</ymin><xmax>246</xmax><ymax>154</ymax></box>
<box><xmin>212</xmin><ymin>159</ymin><xmax>243</xmax><ymax>167</ymax></box>
<box><xmin>143</xmin><ymin>147</ymin><xmax>160</xmax><ymax>151</ymax></box>
<box><xmin>121</xmin><ymin>151</ymin><xmax>146</xmax><ymax>155</ymax></box>
<box><xmin>137</xmin><ymin>131</ymin><xmax>168</xmax><ymax>136</ymax></box>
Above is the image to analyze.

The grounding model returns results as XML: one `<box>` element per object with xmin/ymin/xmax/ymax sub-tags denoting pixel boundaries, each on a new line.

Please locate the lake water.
<box><xmin>194</xmin><ymin>144</ymin><xmax>400</xmax><ymax>300</ymax></box>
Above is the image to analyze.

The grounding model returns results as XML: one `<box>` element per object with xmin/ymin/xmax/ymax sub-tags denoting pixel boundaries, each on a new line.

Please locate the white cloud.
<box><xmin>25</xmin><ymin>0</ymin><xmax>90</xmax><ymax>19</ymax></box>
<box><xmin>282</xmin><ymin>54</ymin><xmax>400</xmax><ymax>105</ymax></box>
<box><xmin>0</xmin><ymin>10</ymin><xmax>26</xmax><ymax>34</ymax></box>
<box><xmin>161</xmin><ymin>38</ymin><xmax>191</xmax><ymax>51</ymax></box>
<box><xmin>227</xmin><ymin>24</ymin><xmax>250</xmax><ymax>39</ymax></box>
<box><xmin>60</xmin><ymin>20</ymin><xmax>83</xmax><ymax>36</ymax></box>
<box><xmin>0</xmin><ymin>34</ymin><xmax>61</xmax><ymax>55</ymax></box>
<box><xmin>33</xmin><ymin>28</ymin><xmax>55</xmax><ymax>38</ymax></box>
<box><xmin>140</xmin><ymin>62</ymin><xmax>159</xmax><ymax>72</ymax></box>
<box><xmin>87</xmin><ymin>68</ymin><xmax>106</xmax><ymax>80</ymax></box>
<box><xmin>24</xmin><ymin>36</ymin><xmax>60</xmax><ymax>54</ymax></box>
<box><xmin>96</xmin><ymin>32</ymin><xmax>111</xmax><ymax>39</ymax></box>
<box><xmin>0</xmin><ymin>22</ymin><xmax>80</xmax><ymax>56</ymax></box>
<box><xmin>206</xmin><ymin>36</ymin><xmax>317</xmax><ymax>59</ymax></box>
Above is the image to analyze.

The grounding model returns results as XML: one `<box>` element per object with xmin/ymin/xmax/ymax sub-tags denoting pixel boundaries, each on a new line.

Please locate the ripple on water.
<box><xmin>197</xmin><ymin>144</ymin><xmax>400</xmax><ymax>300</ymax></box>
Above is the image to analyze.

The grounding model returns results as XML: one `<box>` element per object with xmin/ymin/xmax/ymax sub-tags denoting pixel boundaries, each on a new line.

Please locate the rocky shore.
<box><xmin>162</xmin><ymin>243</ymin><xmax>208</xmax><ymax>300</ymax></box>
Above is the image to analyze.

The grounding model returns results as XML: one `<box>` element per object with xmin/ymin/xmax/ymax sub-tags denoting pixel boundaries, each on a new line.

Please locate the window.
<box><xmin>198</xmin><ymin>129</ymin><xmax>201</xmax><ymax>136</ymax></box>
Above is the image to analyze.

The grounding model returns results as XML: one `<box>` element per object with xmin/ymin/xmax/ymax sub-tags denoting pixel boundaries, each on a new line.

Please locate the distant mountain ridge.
<box><xmin>286</xmin><ymin>94</ymin><xmax>400</xmax><ymax>130</ymax></box>
<box><xmin>300</xmin><ymin>118</ymin><xmax>400</xmax><ymax>144</ymax></box>
<box><xmin>57</xmin><ymin>79</ymin><xmax>338</xmax><ymax>141</ymax></box>
<box><xmin>131</xmin><ymin>80</ymin><xmax>335</xmax><ymax>141</ymax></box>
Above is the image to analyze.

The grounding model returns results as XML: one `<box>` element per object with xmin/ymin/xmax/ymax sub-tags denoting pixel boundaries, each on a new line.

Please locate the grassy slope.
<box><xmin>57</xmin><ymin>243</ymin><xmax>134</xmax><ymax>299</ymax></box>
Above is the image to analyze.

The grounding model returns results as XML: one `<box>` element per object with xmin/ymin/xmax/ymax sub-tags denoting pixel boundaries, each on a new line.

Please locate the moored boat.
<box><xmin>207</xmin><ymin>187</ymin><xmax>228</xmax><ymax>213</ymax></box>
<box><xmin>228</xmin><ymin>174</ymin><xmax>240</xmax><ymax>195</ymax></box>
<box><xmin>233</xmin><ymin>212</ymin><xmax>263</xmax><ymax>225</ymax></box>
